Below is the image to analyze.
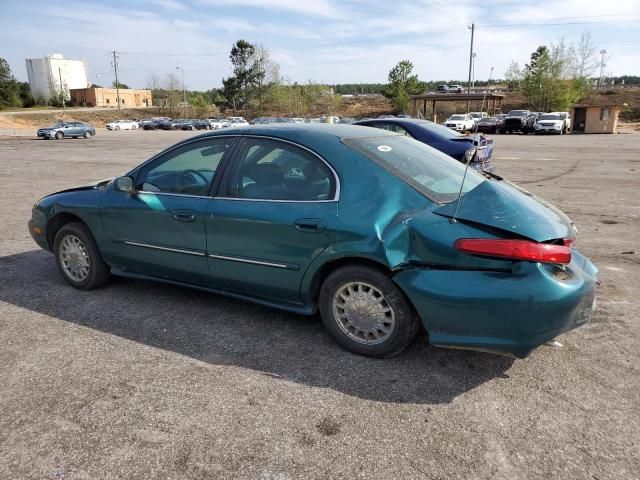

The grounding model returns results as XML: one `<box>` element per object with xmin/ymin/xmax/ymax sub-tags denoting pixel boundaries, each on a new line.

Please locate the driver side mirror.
<box><xmin>114</xmin><ymin>176</ymin><xmax>135</xmax><ymax>193</ymax></box>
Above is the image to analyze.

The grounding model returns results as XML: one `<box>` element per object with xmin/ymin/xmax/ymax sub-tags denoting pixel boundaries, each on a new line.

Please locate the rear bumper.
<box><xmin>393</xmin><ymin>250</ymin><xmax>598</xmax><ymax>358</ymax></box>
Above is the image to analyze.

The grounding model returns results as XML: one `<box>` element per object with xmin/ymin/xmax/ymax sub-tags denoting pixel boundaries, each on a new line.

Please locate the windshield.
<box><xmin>508</xmin><ymin>110</ymin><xmax>527</xmax><ymax>117</ymax></box>
<box><xmin>479</xmin><ymin>118</ymin><xmax>495</xmax><ymax>123</ymax></box>
<box><xmin>469</xmin><ymin>113</ymin><xmax>482</xmax><ymax>118</ymax></box>
<box><xmin>540</xmin><ymin>114</ymin><xmax>561</xmax><ymax>120</ymax></box>
<box><xmin>343</xmin><ymin>135</ymin><xmax>485</xmax><ymax>203</ymax></box>
<box><xmin>449</xmin><ymin>115</ymin><xmax>465</xmax><ymax>120</ymax></box>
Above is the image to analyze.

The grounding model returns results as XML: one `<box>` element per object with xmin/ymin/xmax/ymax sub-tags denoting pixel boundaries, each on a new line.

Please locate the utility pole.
<box><xmin>176</xmin><ymin>66</ymin><xmax>185</xmax><ymax>118</ymax></box>
<box><xmin>176</xmin><ymin>66</ymin><xmax>186</xmax><ymax>103</ymax></box>
<box><xmin>112</xmin><ymin>50</ymin><xmax>121</xmax><ymax>110</ymax></box>
<box><xmin>466</xmin><ymin>23</ymin><xmax>475</xmax><ymax>112</ymax></box>
<box><xmin>58</xmin><ymin>67</ymin><xmax>65</xmax><ymax>112</ymax></box>
<box><xmin>471</xmin><ymin>53</ymin><xmax>477</xmax><ymax>89</ymax></box>
<box><xmin>598</xmin><ymin>49</ymin><xmax>607</xmax><ymax>88</ymax></box>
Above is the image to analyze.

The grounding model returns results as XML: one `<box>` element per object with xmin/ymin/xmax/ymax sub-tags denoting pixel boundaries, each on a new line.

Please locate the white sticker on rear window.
<box><xmin>377</xmin><ymin>145</ymin><xmax>392</xmax><ymax>152</ymax></box>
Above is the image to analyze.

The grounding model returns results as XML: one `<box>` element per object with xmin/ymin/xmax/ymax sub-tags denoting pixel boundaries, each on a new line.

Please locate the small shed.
<box><xmin>411</xmin><ymin>93</ymin><xmax>505</xmax><ymax>122</ymax></box>
<box><xmin>570</xmin><ymin>103</ymin><xmax>623</xmax><ymax>134</ymax></box>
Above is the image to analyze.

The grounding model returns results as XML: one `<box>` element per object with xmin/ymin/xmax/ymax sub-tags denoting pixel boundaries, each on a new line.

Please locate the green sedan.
<box><xmin>28</xmin><ymin>124</ymin><xmax>598</xmax><ymax>358</ymax></box>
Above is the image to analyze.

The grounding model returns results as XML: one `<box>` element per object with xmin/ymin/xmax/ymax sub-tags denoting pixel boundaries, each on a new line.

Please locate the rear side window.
<box><xmin>367</xmin><ymin>122</ymin><xmax>412</xmax><ymax>137</ymax></box>
<box><xmin>225</xmin><ymin>138</ymin><xmax>336</xmax><ymax>201</ymax></box>
<box><xmin>344</xmin><ymin>135</ymin><xmax>484</xmax><ymax>204</ymax></box>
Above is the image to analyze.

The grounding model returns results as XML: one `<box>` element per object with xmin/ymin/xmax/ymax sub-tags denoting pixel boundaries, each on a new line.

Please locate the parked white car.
<box><xmin>469</xmin><ymin>112</ymin><xmax>488</xmax><ymax>124</ymax></box>
<box><xmin>208</xmin><ymin>118</ymin><xmax>230</xmax><ymax>129</ymax></box>
<box><xmin>226</xmin><ymin>117</ymin><xmax>249</xmax><ymax>127</ymax></box>
<box><xmin>535</xmin><ymin>112</ymin><xmax>571</xmax><ymax>135</ymax></box>
<box><xmin>106</xmin><ymin>120</ymin><xmax>139</xmax><ymax>131</ymax></box>
<box><xmin>444</xmin><ymin>114</ymin><xmax>475</xmax><ymax>132</ymax></box>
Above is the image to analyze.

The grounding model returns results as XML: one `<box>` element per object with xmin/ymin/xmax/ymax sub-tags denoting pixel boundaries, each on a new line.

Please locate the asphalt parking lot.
<box><xmin>1</xmin><ymin>129</ymin><xmax>639</xmax><ymax>479</ymax></box>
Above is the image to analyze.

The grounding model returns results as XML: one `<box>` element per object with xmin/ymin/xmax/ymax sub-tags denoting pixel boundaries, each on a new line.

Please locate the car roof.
<box><xmin>191</xmin><ymin>123</ymin><xmax>399</xmax><ymax>141</ymax></box>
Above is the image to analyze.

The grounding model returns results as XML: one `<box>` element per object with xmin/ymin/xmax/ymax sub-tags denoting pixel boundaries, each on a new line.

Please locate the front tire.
<box><xmin>319</xmin><ymin>265</ymin><xmax>420</xmax><ymax>358</ymax></box>
<box><xmin>83</xmin><ymin>131</ymin><xmax>92</xmax><ymax>139</ymax></box>
<box><xmin>55</xmin><ymin>131</ymin><xmax>63</xmax><ymax>140</ymax></box>
<box><xmin>54</xmin><ymin>222</ymin><xmax>110</xmax><ymax>290</ymax></box>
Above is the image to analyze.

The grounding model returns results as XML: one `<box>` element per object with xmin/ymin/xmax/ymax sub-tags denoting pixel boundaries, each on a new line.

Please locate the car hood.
<box><xmin>46</xmin><ymin>178</ymin><xmax>113</xmax><ymax>196</ymax></box>
<box><xmin>433</xmin><ymin>179</ymin><xmax>575</xmax><ymax>242</ymax></box>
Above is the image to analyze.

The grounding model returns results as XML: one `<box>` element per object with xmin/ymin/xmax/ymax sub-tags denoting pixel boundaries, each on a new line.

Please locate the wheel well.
<box><xmin>46</xmin><ymin>213</ymin><xmax>86</xmax><ymax>250</ymax></box>
<box><xmin>309</xmin><ymin>256</ymin><xmax>392</xmax><ymax>303</ymax></box>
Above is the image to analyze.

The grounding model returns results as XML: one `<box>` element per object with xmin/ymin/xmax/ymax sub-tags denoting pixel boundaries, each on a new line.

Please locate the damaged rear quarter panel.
<box><xmin>298</xmin><ymin>144</ymin><xmax>513</xmax><ymax>302</ymax></box>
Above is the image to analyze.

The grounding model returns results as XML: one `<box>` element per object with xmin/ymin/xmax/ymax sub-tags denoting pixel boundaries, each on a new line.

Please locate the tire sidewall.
<box><xmin>84</xmin><ymin>131</ymin><xmax>92</xmax><ymax>139</ymax></box>
<box><xmin>318</xmin><ymin>265</ymin><xmax>419</xmax><ymax>358</ymax></box>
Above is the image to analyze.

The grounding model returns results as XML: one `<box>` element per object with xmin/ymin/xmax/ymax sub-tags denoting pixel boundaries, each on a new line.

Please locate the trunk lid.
<box><xmin>433</xmin><ymin>179</ymin><xmax>575</xmax><ymax>242</ymax></box>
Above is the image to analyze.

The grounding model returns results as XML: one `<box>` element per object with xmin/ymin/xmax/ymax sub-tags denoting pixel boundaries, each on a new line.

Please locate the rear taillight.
<box><xmin>454</xmin><ymin>238</ymin><xmax>572</xmax><ymax>264</ymax></box>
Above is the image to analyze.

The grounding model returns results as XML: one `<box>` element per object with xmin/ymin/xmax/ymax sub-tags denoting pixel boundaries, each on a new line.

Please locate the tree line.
<box><xmin>0</xmin><ymin>58</ymin><xmax>35</xmax><ymax>108</ymax></box>
<box><xmin>505</xmin><ymin>32</ymin><xmax>616</xmax><ymax>111</ymax></box>
<box><xmin>2</xmin><ymin>31</ymin><xmax>636</xmax><ymax>115</ymax></box>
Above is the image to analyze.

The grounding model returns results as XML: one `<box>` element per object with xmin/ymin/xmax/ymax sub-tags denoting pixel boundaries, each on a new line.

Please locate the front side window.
<box><xmin>137</xmin><ymin>138</ymin><xmax>233</xmax><ymax>195</ymax></box>
<box><xmin>226</xmin><ymin>138</ymin><xmax>335</xmax><ymax>201</ymax></box>
<box><xmin>344</xmin><ymin>135</ymin><xmax>485</xmax><ymax>204</ymax></box>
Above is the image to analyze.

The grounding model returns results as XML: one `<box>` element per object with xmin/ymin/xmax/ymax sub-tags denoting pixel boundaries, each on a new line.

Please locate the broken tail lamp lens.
<box><xmin>454</xmin><ymin>239</ymin><xmax>572</xmax><ymax>265</ymax></box>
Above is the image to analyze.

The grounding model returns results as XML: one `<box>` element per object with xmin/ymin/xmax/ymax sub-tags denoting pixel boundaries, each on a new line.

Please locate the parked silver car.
<box><xmin>37</xmin><ymin>122</ymin><xmax>96</xmax><ymax>140</ymax></box>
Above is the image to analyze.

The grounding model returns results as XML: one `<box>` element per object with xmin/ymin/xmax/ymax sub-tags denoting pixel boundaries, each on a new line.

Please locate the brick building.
<box><xmin>69</xmin><ymin>87</ymin><xmax>152</xmax><ymax>108</ymax></box>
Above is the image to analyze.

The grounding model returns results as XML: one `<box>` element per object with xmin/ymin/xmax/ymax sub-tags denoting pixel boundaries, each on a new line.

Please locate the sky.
<box><xmin>1</xmin><ymin>0</ymin><xmax>639</xmax><ymax>91</ymax></box>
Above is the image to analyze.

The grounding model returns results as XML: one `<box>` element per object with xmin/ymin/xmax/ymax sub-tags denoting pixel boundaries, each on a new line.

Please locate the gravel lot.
<box><xmin>0</xmin><ymin>129</ymin><xmax>639</xmax><ymax>479</ymax></box>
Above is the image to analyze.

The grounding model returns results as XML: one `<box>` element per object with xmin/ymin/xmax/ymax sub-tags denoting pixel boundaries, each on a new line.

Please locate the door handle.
<box><xmin>171</xmin><ymin>209</ymin><xmax>196</xmax><ymax>222</ymax></box>
<box><xmin>294</xmin><ymin>218</ymin><xmax>326</xmax><ymax>232</ymax></box>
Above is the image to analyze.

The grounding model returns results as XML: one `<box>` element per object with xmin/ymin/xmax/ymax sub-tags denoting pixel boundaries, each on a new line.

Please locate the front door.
<box><xmin>100</xmin><ymin>136</ymin><xmax>235</xmax><ymax>285</ymax></box>
<box><xmin>205</xmin><ymin>136</ymin><xmax>339</xmax><ymax>304</ymax></box>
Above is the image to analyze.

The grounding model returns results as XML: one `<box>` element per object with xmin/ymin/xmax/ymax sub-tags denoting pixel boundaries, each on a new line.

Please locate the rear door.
<box><xmin>205</xmin><ymin>136</ymin><xmax>339</xmax><ymax>304</ymax></box>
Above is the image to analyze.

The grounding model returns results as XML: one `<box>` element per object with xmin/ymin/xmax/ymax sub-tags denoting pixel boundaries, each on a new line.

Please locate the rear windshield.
<box><xmin>343</xmin><ymin>135</ymin><xmax>485</xmax><ymax>203</ymax></box>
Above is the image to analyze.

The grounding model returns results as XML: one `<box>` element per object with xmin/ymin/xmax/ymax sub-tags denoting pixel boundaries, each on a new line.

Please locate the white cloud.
<box><xmin>149</xmin><ymin>0</ymin><xmax>185</xmax><ymax>10</ymax></box>
<box><xmin>197</xmin><ymin>0</ymin><xmax>339</xmax><ymax>17</ymax></box>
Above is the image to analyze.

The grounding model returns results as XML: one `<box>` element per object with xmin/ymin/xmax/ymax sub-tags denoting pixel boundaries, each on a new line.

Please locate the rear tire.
<box><xmin>319</xmin><ymin>265</ymin><xmax>420</xmax><ymax>358</ymax></box>
<box><xmin>54</xmin><ymin>222</ymin><xmax>110</xmax><ymax>290</ymax></box>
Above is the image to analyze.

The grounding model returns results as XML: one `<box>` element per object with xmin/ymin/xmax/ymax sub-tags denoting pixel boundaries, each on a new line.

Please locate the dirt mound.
<box><xmin>0</xmin><ymin>108</ymin><xmax>160</xmax><ymax>129</ymax></box>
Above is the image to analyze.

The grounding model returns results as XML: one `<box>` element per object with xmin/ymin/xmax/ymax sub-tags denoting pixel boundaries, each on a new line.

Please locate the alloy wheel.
<box><xmin>332</xmin><ymin>281</ymin><xmax>396</xmax><ymax>345</ymax></box>
<box><xmin>58</xmin><ymin>234</ymin><xmax>91</xmax><ymax>282</ymax></box>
